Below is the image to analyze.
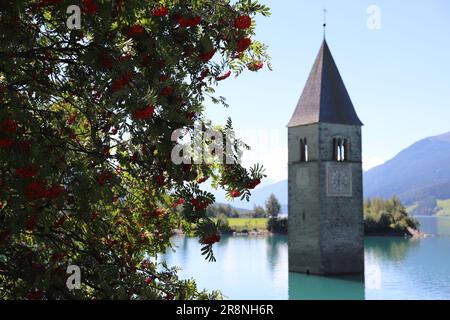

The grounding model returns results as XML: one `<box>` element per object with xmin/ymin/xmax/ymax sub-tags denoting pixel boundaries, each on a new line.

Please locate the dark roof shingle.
<box><xmin>288</xmin><ymin>40</ymin><xmax>363</xmax><ymax>127</ymax></box>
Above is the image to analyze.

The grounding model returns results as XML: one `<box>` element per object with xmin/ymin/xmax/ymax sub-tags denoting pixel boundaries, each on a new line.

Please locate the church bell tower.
<box><xmin>288</xmin><ymin>40</ymin><xmax>364</xmax><ymax>275</ymax></box>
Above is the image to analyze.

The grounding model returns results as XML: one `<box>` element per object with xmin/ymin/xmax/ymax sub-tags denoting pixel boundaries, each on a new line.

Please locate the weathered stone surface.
<box><xmin>288</xmin><ymin>41</ymin><xmax>364</xmax><ymax>275</ymax></box>
<box><xmin>288</xmin><ymin>123</ymin><xmax>364</xmax><ymax>275</ymax></box>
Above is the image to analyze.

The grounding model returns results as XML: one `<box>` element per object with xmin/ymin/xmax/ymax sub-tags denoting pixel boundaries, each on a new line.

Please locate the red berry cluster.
<box><xmin>199</xmin><ymin>49</ymin><xmax>216</xmax><ymax>62</ymax></box>
<box><xmin>234</xmin><ymin>15</ymin><xmax>252</xmax><ymax>29</ymax></box>
<box><xmin>246</xmin><ymin>178</ymin><xmax>261</xmax><ymax>189</ymax></box>
<box><xmin>26</xmin><ymin>215</ymin><xmax>38</xmax><ymax>231</ymax></box>
<box><xmin>191</xmin><ymin>197</ymin><xmax>210</xmax><ymax>211</ymax></box>
<box><xmin>111</xmin><ymin>72</ymin><xmax>133</xmax><ymax>93</ymax></box>
<box><xmin>67</xmin><ymin>113</ymin><xmax>77</xmax><ymax>126</ymax></box>
<box><xmin>248</xmin><ymin>61</ymin><xmax>264</xmax><ymax>72</ymax></box>
<box><xmin>96</xmin><ymin>171</ymin><xmax>114</xmax><ymax>186</ymax></box>
<box><xmin>201</xmin><ymin>233</ymin><xmax>221</xmax><ymax>245</ymax></box>
<box><xmin>159</xmin><ymin>74</ymin><xmax>170</xmax><ymax>82</ymax></box>
<box><xmin>178</xmin><ymin>16</ymin><xmax>201</xmax><ymax>28</ymax></box>
<box><xmin>15</xmin><ymin>167</ymin><xmax>38</xmax><ymax>179</ymax></box>
<box><xmin>186</xmin><ymin>111</ymin><xmax>196</xmax><ymax>120</ymax></box>
<box><xmin>132</xmin><ymin>105</ymin><xmax>155</xmax><ymax>120</ymax></box>
<box><xmin>25</xmin><ymin>182</ymin><xmax>63</xmax><ymax>200</ymax></box>
<box><xmin>101</xmin><ymin>56</ymin><xmax>113</xmax><ymax>70</ymax></box>
<box><xmin>0</xmin><ymin>118</ymin><xmax>17</xmax><ymax>149</ymax></box>
<box><xmin>52</xmin><ymin>216</ymin><xmax>66</xmax><ymax>230</ymax></box>
<box><xmin>153</xmin><ymin>208</ymin><xmax>166</xmax><ymax>218</ymax></box>
<box><xmin>0</xmin><ymin>118</ymin><xmax>17</xmax><ymax>133</ymax></box>
<box><xmin>230</xmin><ymin>190</ymin><xmax>241</xmax><ymax>198</ymax></box>
<box><xmin>26</xmin><ymin>289</ymin><xmax>43</xmax><ymax>300</ymax></box>
<box><xmin>51</xmin><ymin>252</ymin><xmax>66</xmax><ymax>262</ymax></box>
<box><xmin>171</xmin><ymin>198</ymin><xmax>186</xmax><ymax>208</ymax></box>
<box><xmin>160</xmin><ymin>86</ymin><xmax>174</xmax><ymax>97</ymax></box>
<box><xmin>0</xmin><ymin>139</ymin><xmax>14</xmax><ymax>148</ymax></box>
<box><xmin>31</xmin><ymin>262</ymin><xmax>44</xmax><ymax>270</ymax></box>
<box><xmin>152</xmin><ymin>7</ymin><xmax>169</xmax><ymax>17</ymax></box>
<box><xmin>127</xmin><ymin>24</ymin><xmax>145</xmax><ymax>37</ymax></box>
<box><xmin>35</xmin><ymin>0</ymin><xmax>61</xmax><ymax>10</ymax></box>
<box><xmin>216</xmin><ymin>71</ymin><xmax>231</xmax><ymax>81</ymax></box>
<box><xmin>144</xmin><ymin>277</ymin><xmax>153</xmax><ymax>284</ymax></box>
<box><xmin>155</xmin><ymin>174</ymin><xmax>165</xmax><ymax>187</ymax></box>
<box><xmin>236</xmin><ymin>38</ymin><xmax>252</xmax><ymax>52</ymax></box>
<box><xmin>199</xmin><ymin>69</ymin><xmax>209</xmax><ymax>80</ymax></box>
<box><xmin>82</xmin><ymin>0</ymin><xmax>97</xmax><ymax>15</ymax></box>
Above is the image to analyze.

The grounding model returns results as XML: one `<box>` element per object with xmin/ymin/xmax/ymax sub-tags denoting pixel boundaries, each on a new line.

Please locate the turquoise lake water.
<box><xmin>162</xmin><ymin>216</ymin><xmax>450</xmax><ymax>300</ymax></box>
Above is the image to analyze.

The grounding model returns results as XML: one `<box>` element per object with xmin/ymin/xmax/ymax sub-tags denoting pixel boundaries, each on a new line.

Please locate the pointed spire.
<box><xmin>288</xmin><ymin>40</ymin><xmax>363</xmax><ymax>127</ymax></box>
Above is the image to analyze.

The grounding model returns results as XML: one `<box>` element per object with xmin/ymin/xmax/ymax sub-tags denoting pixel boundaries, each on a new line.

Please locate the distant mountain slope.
<box><xmin>364</xmin><ymin>132</ymin><xmax>450</xmax><ymax>215</ymax></box>
<box><xmin>212</xmin><ymin>132</ymin><xmax>450</xmax><ymax>216</ymax></box>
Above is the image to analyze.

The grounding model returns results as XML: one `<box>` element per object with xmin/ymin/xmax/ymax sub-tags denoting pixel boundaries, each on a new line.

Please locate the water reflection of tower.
<box><xmin>266</xmin><ymin>235</ymin><xmax>288</xmax><ymax>275</ymax></box>
<box><xmin>179</xmin><ymin>235</ymin><xmax>189</xmax><ymax>266</ymax></box>
<box><xmin>288</xmin><ymin>272</ymin><xmax>365</xmax><ymax>300</ymax></box>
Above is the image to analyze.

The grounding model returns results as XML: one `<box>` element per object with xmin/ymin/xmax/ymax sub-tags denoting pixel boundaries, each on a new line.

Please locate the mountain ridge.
<box><xmin>364</xmin><ymin>131</ymin><xmax>450</xmax><ymax>215</ymax></box>
<box><xmin>212</xmin><ymin>131</ymin><xmax>450</xmax><ymax>216</ymax></box>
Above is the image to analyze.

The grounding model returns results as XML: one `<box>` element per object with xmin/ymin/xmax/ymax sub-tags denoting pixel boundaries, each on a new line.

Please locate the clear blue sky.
<box><xmin>204</xmin><ymin>0</ymin><xmax>450</xmax><ymax>182</ymax></box>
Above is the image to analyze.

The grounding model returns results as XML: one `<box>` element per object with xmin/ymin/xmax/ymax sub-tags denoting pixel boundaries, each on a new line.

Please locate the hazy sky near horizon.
<box><xmin>204</xmin><ymin>0</ymin><xmax>450</xmax><ymax>182</ymax></box>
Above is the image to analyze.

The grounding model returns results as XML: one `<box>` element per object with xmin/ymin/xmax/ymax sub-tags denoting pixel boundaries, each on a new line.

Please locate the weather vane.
<box><xmin>323</xmin><ymin>8</ymin><xmax>327</xmax><ymax>39</ymax></box>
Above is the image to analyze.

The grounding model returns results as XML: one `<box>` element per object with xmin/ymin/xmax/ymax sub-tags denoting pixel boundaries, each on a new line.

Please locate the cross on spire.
<box><xmin>323</xmin><ymin>8</ymin><xmax>327</xmax><ymax>39</ymax></box>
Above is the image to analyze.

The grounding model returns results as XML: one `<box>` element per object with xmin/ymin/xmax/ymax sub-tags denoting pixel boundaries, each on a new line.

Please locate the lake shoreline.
<box><xmin>173</xmin><ymin>228</ymin><xmax>431</xmax><ymax>238</ymax></box>
<box><xmin>164</xmin><ymin>216</ymin><xmax>450</xmax><ymax>299</ymax></box>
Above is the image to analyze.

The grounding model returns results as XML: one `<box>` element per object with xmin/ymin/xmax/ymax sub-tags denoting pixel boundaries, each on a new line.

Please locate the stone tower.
<box><xmin>288</xmin><ymin>40</ymin><xmax>364</xmax><ymax>275</ymax></box>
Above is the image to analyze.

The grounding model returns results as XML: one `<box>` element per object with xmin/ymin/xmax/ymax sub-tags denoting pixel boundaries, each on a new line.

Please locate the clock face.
<box><xmin>327</xmin><ymin>164</ymin><xmax>352</xmax><ymax>197</ymax></box>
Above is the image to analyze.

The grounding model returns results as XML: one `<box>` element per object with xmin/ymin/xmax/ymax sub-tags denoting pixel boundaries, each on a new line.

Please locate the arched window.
<box><xmin>333</xmin><ymin>137</ymin><xmax>349</xmax><ymax>161</ymax></box>
<box><xmin>300</xmin><ymin>138</ymin><xmax>308</xmax><ymax>162</ymax></box>
<box><xmin>343</xmin><ymin>139</ymin><xmax>349</xmax><ymax>161</ymax></box>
